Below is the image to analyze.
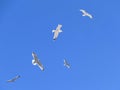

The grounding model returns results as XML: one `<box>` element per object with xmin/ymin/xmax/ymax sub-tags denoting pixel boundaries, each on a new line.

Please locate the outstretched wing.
<box><xmin>15</xmin><ymin>75</ymin><xmax>20</xmax><ymax>79</ymax></box>
<box><xmin>87</xmin><ymin>14</ymin><xmax>93</xmax><ymax>19</ymax></box>
<box><xmin>37</xmin><ymin>60</ymin><xmax>44</xmax><ymax>71</ymax></box>
<box><xmin>56</xmin><ymin>24</ymin><xmax>62</xmax><ymax>30</ymax></box>
<box><xmin>64</xmin><ymin>59</ymin><xmax>67</xmax><ymax>65</ymax></box>
<box><xmin>32</xmin><ymin>52</ymin><xmax>38</xmax><ymax>60</ymax></box>
<box><xmin>7</xmin><ymin>79</ymin><xmax>15</xmax><ymax>82</ymax></box>
<box><xmin>80</xmin><ymin>9</ymin><xmax>86</xmax><ymax>14</ymax></box>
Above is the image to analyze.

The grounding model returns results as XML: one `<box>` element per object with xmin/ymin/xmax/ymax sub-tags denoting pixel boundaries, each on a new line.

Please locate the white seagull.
<box><xmin>7</xmin><ymin>75</ymin><xmax>20</xmax><ymax>82</ymax></box>
<box><xmin>64</xmin><ymin>59</ymin><xmax>70</xmax><ymax>69</ymax></box>
<box><xmin>80</xmin><ymin>9</ymin><xmax>93</xmax><ymax>19</ymax></box>
<box><xmin>32</xmin><ymin>52</ymin><xmax>44</xmax><ymax>71</ymax></box>
<box><xmin>52</xmin><ymin>24</ymin><xmax>62</xmax><ymax>40</ymax></box>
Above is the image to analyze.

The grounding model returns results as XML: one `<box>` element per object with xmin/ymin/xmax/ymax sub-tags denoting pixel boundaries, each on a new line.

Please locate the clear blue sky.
<box><xmin>0</xmin><ymin>0</ymin><xmax>120</xmax><ymax>90</ymax></box>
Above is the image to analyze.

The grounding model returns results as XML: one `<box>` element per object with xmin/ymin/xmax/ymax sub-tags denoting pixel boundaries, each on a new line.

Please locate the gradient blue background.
<box><xmin>0</xmin><ymin>0</ymin><xmax>120</xmax><ymax>90</ymax></box>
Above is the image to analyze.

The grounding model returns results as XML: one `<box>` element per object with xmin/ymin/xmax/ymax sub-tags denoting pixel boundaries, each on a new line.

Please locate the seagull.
<box><xmin>7</xmin><ymin>75</ymin><xmax>20</xmax><ymax>82</ymax></box>
<box><xmin>52</xmin><ymin>24</ymin><xmax>62</xmax><ymax>40</ymax></box>
<box><xmin>32</xmin><ymin>52</ymin><xmax>44</xmax><ymax>71</ymax></box>
<box><xmin>80</xmin><ymin>9</ymin><xmax>93</xmax><ymax>19</ymax></box>
<box><xmin>64</xmin><ymin>59</ymin><xmax>70</xmax><ymax>69</ymax></box>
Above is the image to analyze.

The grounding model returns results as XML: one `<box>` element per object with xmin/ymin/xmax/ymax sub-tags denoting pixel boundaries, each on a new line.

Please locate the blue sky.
<box><xmin>0</xmin><ymin>0</ymin><xmax>120</xmax><ymax>90</ymax></box>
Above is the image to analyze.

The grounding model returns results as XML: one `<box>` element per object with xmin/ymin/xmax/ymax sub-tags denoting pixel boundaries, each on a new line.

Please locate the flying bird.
<box><xmin>64</xmin><ymin>59</ymin><xmax>70</xmax><ymax>69</ymax></box>
<box><xmin>80</xmin><ymin>9</ymin><xmax>93</xmax><ymax>19</ymax></box>
<box><xmin>32</xmin><ymin>52</ymin><xmax>44</xmax><ymax>71</ymax></box>
<box><xmin>52</xmin><ymin>24</ymin><xmax>62</xmax><ymax>40</ymax></box>
<box><xmin>7</xmin><ymin>75</ymin><xmax>20</xmax><ymax>82</ymax></box>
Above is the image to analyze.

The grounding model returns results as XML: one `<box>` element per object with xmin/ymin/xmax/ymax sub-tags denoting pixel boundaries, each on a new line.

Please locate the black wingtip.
<box><xmin>53</xmin><ymin>38</ymin><xmax>56</xmax><ymax>40</ymax></box>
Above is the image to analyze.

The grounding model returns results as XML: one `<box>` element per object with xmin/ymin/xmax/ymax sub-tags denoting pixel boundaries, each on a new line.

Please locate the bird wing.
<box><xmin>15</xmin><ymin>75</ymin><xmax>20</xmax><ymax>79</ymax></box>
<box><xmin>88</xmin><ymin>14</ymin><xmax>93</xmax><ymax>19</ymax></box>
<box><xmin>64</xmin><ymin>60</ymin><xmax>67</xmax><ymax>65</ymax></box>
<box><xmin>7</xmin><ymin>79</ymin><xmax>14</xmax><ymax>82</ymax></box>
<box><xmin>32</xmin><ymin>52</ymin><xmax>38</xmax><ymax>60</ymax></box>
<box><xmin>37</xmin><ymin>60</ymin><xmax>44</xmax><ymax>71</ymax></box>
<box><xmin>80</xmin><ymin>9</ymin><xmax>86</xmax><ymax>14</ymax></box>
<box><xmin>7</xmin><ymin>77</ymin><xmax>16</xmax><ymax>82</ymax></box>
<box><xmin>56</xmin><ymin>24</ymin><xmax>62</xmax><ymax>30</ymax></box>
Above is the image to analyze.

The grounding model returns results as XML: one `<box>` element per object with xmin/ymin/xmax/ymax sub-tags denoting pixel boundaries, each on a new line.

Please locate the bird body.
<box><xmin>52</xmin><ymin>24</ymin><xmax>62</xmax><ymax>40</ymax></box>
<box><xmin>80</xmin><ymin>9</ymin><xmax>93</xmax><ymax>19</ymax></box>
<box><xmin>32</xmin><ymin>52</ymin><xmax>44</xmax><ymax>71</ymax></box>
<box><xmin>7</xmin><ymin>75</ymin><xmax>20</xmax><ymax>82</ymax></box>
<box><xmin>64</xmin><ymin>59</ymin><xmax>70</xmax><ymax>69</ymax></box>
